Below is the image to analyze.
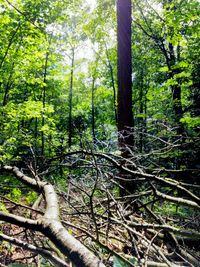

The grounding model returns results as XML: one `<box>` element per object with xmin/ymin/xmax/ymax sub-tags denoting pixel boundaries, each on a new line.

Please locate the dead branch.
<box><xmin>0</xmin><ymin>233</ymin><xmax>69</xmax><ymax>267</ymax></box>
<box><xmin>1</xmin><ymin>165</ymin><xmax>105</xmax><ymax>267</ymax></box>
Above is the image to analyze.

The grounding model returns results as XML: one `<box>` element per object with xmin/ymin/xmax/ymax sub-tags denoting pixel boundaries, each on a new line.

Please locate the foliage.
<box><xmin>25</xmin><ymin>191</ymin><xmax>38</xmax><ymax>205</ymax></box>
<box><xmin>0</xmin><ymin>0</ymin><xmax>199</xmax><ymax>266</ymax></box>
<box><xmin>7</xmin><ymin>188</ymin><xmax>22</xmax><ymax>202</ymax></box>
<box><xmin>113</xmin><ymin>256</ymin><xmax>138</xmax><ymax>267</ymax></box>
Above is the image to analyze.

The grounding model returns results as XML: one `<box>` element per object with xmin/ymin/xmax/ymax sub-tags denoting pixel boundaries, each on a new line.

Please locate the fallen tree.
<box><xmin>0</xmin><ymin>166</ymin><xmax>105</xmax><ymax>267</ymax></box>
<box><xmin>0</xmin><ymin>150</ymin><xmax>200</xmax><ymax>266</ymax></box>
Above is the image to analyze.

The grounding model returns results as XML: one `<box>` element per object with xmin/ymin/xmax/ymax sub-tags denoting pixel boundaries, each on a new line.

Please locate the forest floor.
<box><xmin>1</xmin><ymin>190</ymin><xmax>200</xmax><ymax>267</ymax></box>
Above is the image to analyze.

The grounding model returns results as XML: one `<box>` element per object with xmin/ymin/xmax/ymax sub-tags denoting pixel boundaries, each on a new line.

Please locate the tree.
<box><xmin>132</xmin><ymin>0</ymin><xmax>200</xmax><ymax>168</ymax></box>
<box><xmin>0</xmin><ymin>165</ymin><xmax>105</xmax><ymax>267</ymax></box>
<box><xmin>117</xmin><ymin>0</ymin><xmax>136</xmax><ymax>195</ymax></box>
<box><xmin>117</xmin><ymin>0</ymin><xmax>134</xmax><ymax>151</ymax></box>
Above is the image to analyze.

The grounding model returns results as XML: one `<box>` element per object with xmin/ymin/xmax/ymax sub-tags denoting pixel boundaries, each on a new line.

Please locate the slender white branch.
<box><xmin>154</xmin><ymin>189</ymin><xmax>200</xmax><ymax>209</ymax></box>
<box><xmin>0</xmin><ymin>211</ymin><xmax>40</xmax><ymax>231</ymax></box>
<box><xmin>0</xmin><ymin>233</ymin><xmax>69</xmax><ymax>267</ymax></box>
<box><xmin>112</xmin><ymin>217</ymin><xmax>200</xmax><ymax>239</ymax></box>
<box><xmin>1</xmin><ymin>166</ymin><xmax>105</xmax><ymax>267</ymax></box>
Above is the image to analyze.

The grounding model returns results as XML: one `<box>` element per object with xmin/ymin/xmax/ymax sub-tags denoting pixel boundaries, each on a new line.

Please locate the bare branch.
<box><xmin>55</xmin><ymin>150</ymin><xmax>200</xmax><ymax>205</ymax></box>
<box><xmin>1</xmin><ymin>165</ymin><xmax>105</xmax><ymax>267</ymax></box>
<box><xmin>153</xmin><ymin>188</ymin><xmax>200</xmax><ymax>209</ymax></box>
<box><xmin>0</xmin><ymin>211</ymin><xmax>40</xmax><ymax>231</ymax></box>
<box><xmin>0</xmin><ymin>233</ymin><xmax>69</xmax><ymax>267</ymax></box>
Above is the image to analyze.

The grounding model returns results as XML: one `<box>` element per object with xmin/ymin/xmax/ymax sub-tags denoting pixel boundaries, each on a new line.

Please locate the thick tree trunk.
<box><xmin>117</xmin><ymin>0</ymin><xmax>134</xmax><ymax>150</ymax></box>
<box><xmin>117</xmin><ymin>0</ymin><xmax>135</xmax><ymax>195</ymax></box>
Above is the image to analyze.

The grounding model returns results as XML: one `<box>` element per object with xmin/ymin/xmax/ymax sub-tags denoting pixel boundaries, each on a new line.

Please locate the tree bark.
<box><xmin>117</xmin><ymin>0</ymin><xmax>135</xmax><ymax>195</ymax></box>
<box><xmin>117</xmin><ymin>0</ymin><xmax>134</xmax><ymax>151</ymax></box>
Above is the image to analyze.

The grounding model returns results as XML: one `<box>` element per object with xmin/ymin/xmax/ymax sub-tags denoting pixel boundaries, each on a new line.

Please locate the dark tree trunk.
<box><xmin>117</xmin><ymin>0</ymin><xmax>135</xmax><ymax>195</ymax></box>
<box><xmin>117</xmin><ymin>0</ymin><xmax>134</xmax><ymax>151</ymax></box>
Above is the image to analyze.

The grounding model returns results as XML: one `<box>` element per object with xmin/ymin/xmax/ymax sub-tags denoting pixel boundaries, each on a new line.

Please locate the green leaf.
<box><xmin>136</xmin><ymin>113</ymin><xmax>147</xmax><ymax>118</ymax></box>
<box><xmin>180</xmin><ymin>116</ymin><xmax>200</xmax><ymax>128</ymax></box>
<box><xmin>159</xmin><ymin>66</ymin><xmax>169</xmax><ymax>72</ymax></box>
<box><xmin>113</xmin><ymin>256</ymin><xmax>138</xmax><ymax>267</ymax></box>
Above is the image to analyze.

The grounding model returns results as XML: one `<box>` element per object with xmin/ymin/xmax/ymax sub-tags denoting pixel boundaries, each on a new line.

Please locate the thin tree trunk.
<box><xmin>41</xmin><ymin>51</ymin><xmax>49</xmax><ymax>156</ymax></box>
<box><xmin>2</xmin><ymin>33</ymin><xmax>23</xmax><ymax>106</ymax></box>
<box><xmin>91</xmin><ymin>76</ymin><xmax>96</xmax><ymax>144</ymax></box>
<box><xmin>105</xmin><ymin>44</ymin><xmax>117</xmax><ymax>124</ymax></box>
<box><xmin>0</xmin><ymin>22</ymin><xmax>20</xmax><ymax>70</ymax></box>
<box><xmin>138</xmin><ymin>69</ymin><xmax>144</xmax><ymax>152</ymax></box>
<box><xmin>2</xmin><ymin>78</ymin><xmax>14</xmax><ymax>106</ymax></box>
<box><xmin>167</xmin><ymin>43</ymin><xmax>184</xmax><ymax>135</ymax></box>
<box><xmin>68</xmin><ymin>47</ymin><xmax>75</xmax><ymax>150</ymax></box>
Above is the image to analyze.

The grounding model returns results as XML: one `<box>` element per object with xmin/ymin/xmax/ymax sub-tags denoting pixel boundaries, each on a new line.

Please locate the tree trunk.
<box><xmin>91</xmin><ymin>76</ymin><xmax>96</xmax><ymax>144</ymax></box>
<box><xmin>41</xmin><ymin>51</ymin><xmax>49</xmax><ymax>156</ymax></box>
<box><xmin>138</xmin><ymin>68</ymin><xmax>147</xmax><ymax>153</ymax></box>
<box><xmin>68</xmin><ymin>47</ymin><xmax>75</xmax><ymax>150</ymax></box>
<box><xmin>117</xmin><ymin>0</ymin><xmax>134</xmax><ymax>150</ymax></box>
<box><xmin>168</xmin><ymin>43</ymin><xmax>184</xmax><ymax>135</ymax></box>
<box><xmin>105</xmin><ymin>44</ymin><xmax>117</xmax><ymax>124</ymax></box>
<box><xmin>117</xmin><ymin>0</ymin><xmax>135</xmax><ymax>195</ymax></box>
